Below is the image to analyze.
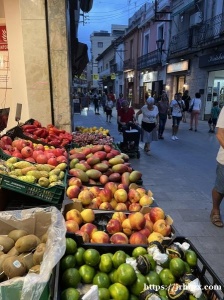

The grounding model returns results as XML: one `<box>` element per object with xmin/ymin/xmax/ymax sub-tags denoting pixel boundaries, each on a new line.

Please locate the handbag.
<box><xmin>188</xmin><ymin>99</ymin><xmax>195</xmax><ymax>113</ymax></box>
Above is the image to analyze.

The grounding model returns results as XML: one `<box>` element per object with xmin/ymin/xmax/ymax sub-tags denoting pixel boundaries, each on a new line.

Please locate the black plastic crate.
<box><xmin>166</xmin><ymin>237</ymin><xmax>224</xmax><ymax>300</ymax></box>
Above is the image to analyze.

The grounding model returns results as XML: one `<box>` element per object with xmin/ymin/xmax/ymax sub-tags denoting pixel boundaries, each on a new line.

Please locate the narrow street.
<box><xmin>74</xmin><ymin>104</ymin><xmax>224</xmax><ymax>285</ymax></box>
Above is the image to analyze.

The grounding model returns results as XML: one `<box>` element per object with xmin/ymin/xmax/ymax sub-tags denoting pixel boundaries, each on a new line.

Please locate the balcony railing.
<box><xmin>123</xmin><ymin>58</ymin><xmax>135</xmax><ymax>71</ymax></box>
<box><xmin>137</xmin><ymin>50</ymin><xmax>161</xmax><ymax>70</ymax></box>
<box><xmin>170</xmin><ymin>12</ymin><xmax>224</xmax><ymax>55</ymax></box>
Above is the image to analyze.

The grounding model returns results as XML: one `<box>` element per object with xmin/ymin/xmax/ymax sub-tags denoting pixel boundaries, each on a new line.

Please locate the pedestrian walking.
<box><xmin>182</xmin><ymin>90</ymin><xmax>191</xmax><ymax>123</ymax></box>
<box><xmin>105</xmin><ymin>98</ymin><xmax>114</xmax><ymax>123</ymax></box>
<box><xmin>93</xmin><ymin>94</ymin><xmax>100</xmax><ymax>114</ymax></box>
<box><xmin>170</xmin><ymin>93</ymin><xmax>185</xmax><ymax>140</ymax></box>
<box><xmin>210</xmin><ymin>106</ymin><xmax>224</xmax><ymax>227</ymax></box>
<box><xmin>157</xmin><ymin>93</ymin><xmax>171</xmax><ymax>139</ymax></box>
<box><xmin>189</xmin><ymin>92</ymin><xmax>201</xmax><ymax>132</ymax></box>
<box><xmin>208</xmin><ymin>101</ymin><xmax>220</xmax><ymax>133</ymax></box>
<box><xmin>136</xmin><ymin>97</ymin><xmax>159</xmax><ymax>154</ymax></box>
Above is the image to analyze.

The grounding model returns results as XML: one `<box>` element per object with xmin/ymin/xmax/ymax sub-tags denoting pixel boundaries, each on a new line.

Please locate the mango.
<box><xmin>69</xmin><ymin>158</ymin><xmax>79</xmax><ymax>169</ymax></box>
<box><xmin>18</xmin><ymin>175</ymin><xmax>36</xmax><ymax>184</ymax></box>
<box><xmin>69</xmin><ymin>168</ymin><xmax>89</xmax><ymax>183</ymax></box>
<box><xmin>108</xmin><ymin>173</ymin><xmax>121</xmax><ymax>182</ymax></box>
<box><xmin>86</xmin><ymin>156</ymin><xmax>100</xmax><ymax>166</ymax></box>
<box><xmin>108</xmin><ymin>156</ymin><xmax>124</xmax><ymax>166</ymax></box>
<box><xmin>75</xmin><ymin>163</ymin><xmax>89</xmax><ymax>172</ymax></box>
<box><xmin>26</xmin><ymin>170</ymin><xmax>42</xmax><ymax>179</ymax></box>
<box><xmin>13</xmin><ymin>161</ymin><xmax>33</xmax><ymax>169</ymax></box>
<box><xmin>21</xmin><ymin>166</ymin><xmax>37</xmax><ymax>175</ymax></box>
<box><xmin>38</xmin><ymin>177</ymin><xmax>50</xmax><ymax>187</ymax></box>
<box><xmin>94</xmin><ymin>151</ymin><xmax>107</xmax><ymax>161</ymax></box>
<box><xmin>112</xmin><ymin>164</ymin><xmax>129</xmax><ymax>174</ymax></box>
<box><xmin>129</xmin><ymin>170</ymin><xmax>142</xmax><ymax>183</ymax></box>
<box><xmin>121</xmin><ymin>172</ymin><xmax>130</xmax><ymax>186</ymax></box>
<box><xmin>93</xmin><ymin>163</ymin><xmax>109</xmax><ymax>172</ymax></box>
<box><xmin>69</xmin><ymin>153</ymin><xmax>86</xmax><ymax>161</ymax></box>
<box><xmin>91</xmin><ymin>145</ymin><xmax>104</xmax><ymax>153</ymax></box>
<box><xmin>55</xmin><ymin>162</ymin><xmax>67</xmax><ymax>171</ymax></box>
<box><xmin>86</xmin><ymin>169</ymin><xmax>102</xmax><ymax>180</ymax></box>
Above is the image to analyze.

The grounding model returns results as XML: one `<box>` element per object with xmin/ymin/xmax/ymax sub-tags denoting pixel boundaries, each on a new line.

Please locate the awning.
<box><xmin>73</xmin><ymin>38</ymin><xmax>89</xmax><ymax>77</ymax></box>
<box><xmin>171</xmin><ymin>1</ymin><xmax>195</xmax><ymax>17</ymax></box>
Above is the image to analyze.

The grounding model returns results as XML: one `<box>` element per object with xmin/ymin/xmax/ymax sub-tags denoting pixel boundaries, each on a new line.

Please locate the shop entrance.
<box><xmin>177</xmin><ymin>76</ymin><xmax>185</xmax><ymax>93</ymax></box>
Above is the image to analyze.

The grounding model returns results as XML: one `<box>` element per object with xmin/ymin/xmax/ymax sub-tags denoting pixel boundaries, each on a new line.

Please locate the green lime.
<box><xmin>112</xmin><ymin>250</ymin><xmax>127</xmax><ymax>269</ymax></box>
<box><xmin>130</xmin><ymin>272</ymin><xmax>147</xmax><ymax>296</ymax></box>
<box><xmin>79</xmin><ymin>264</ymin><xmax>96</xmax><ymax>283</ymax></box>
<box><xmin>169</xmin><ymin>258</ymin><xmax>186</xmax><ymax>277</ymax></box>
<box><xmin>60</xmin><ymin>255</ymin><xmax>76</xmax><ymax>272</ymax></box>
<box><xmin>99</xmin><ymin>253</ymin><xmax>113</xmax><ymax>273</ymax></box>
<box><xmin>109</xmin><ymin>282</ymin><xmax>129</xmax><ymax>300</ymax></box>
<box><xmin>93</xmin><ymin>272</ymin><xmax>111</xmax><ymax>288</ymax></box>
<box><xmin>129</xmin><ymin>295</ymin><xmax>139</xmax><ymax>300</ymax></box>
<box><xmin>116</xmin><ymin>263</ymin><xmax>137</xmax><ymax>286</ymax></box>
<box><xmin>185</xmin><ymin>250</ymin><xmax>197</xmax><ymax>267</ymax></box>
<box><xmin>65</xmin><ymin>238</ymin><xmax>77</xmax><ymax>255</ymax></box>
<box><xmin>158</xmin><ymin>288</ymin><xmax>169</xmax><ymax>299</ymax></box>
<box><xmin>184</xmin><ymin>261</ymin><xmax>191</xmax><ymax>273</ymax></box>
<box><xmin>61</xmin><ymin>287</ymin><xmax>80</xmax><ymax>300</ymax></box>
<box><xmin>62</xmin><ymin>268</ymin><xmax>81</xmax><ymax>288</ymax></box>
<box><xmin>83</xmin><ymin>249</ymin><xmax>100</xmax><ymax>267</ymax></box>
<box><xmin>132</xmin><ymin>246</ymin><xmax>147</xmax><ymax>258</ymax></box>
<box><xmin>109</xmin><ymin>269</ymin><xmax>118</xmax><ymax>283</ymax></box>
<box><xmin>159</xmin><ymin>268</ymin><xmax>176</xmax><ymax>286</ymax></box>
<box><xmin>74</xmin><ymin>247</ymin><xmax>85</xmax><ymax>266</ymax></box>
<box><xmin>145</xmin><ymin>270</ymin><xmax>161</xmax><ymax>286</ymax></box>
<box><xmin>160</xmin><ymin>257</ymin><xmax>171</xmax><ymax>268</ymax></box>
<box><xmin>98</xmin><ymin>287</ymin><xmax>110</xmax><ymax>300</ymax></box>
<box><xmin>145</xmin><ymin>254</ymin><xmax>156</xmax><ymax>270</ymax></box>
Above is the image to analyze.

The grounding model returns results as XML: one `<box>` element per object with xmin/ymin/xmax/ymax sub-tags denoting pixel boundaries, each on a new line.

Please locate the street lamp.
<box><xmin>156</xmin><ymin>39</ymin><xmax>165</xmax><ymax>54</ymax></box>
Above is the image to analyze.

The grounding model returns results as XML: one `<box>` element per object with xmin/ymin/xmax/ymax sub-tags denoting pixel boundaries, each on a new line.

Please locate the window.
<box><xmin>130</xmin><ymin>39</ymin><xmax>134</xmax><ymax>59</ymax></box>
<box><xmin>144</xmin><ymin>34</ymin><xmax>149</xmax><ymax>55</ymax></box>
<box><xmin>98</xmin><ymin>42</ymin><xmax>103</xmax><ymax>48</ymax></box>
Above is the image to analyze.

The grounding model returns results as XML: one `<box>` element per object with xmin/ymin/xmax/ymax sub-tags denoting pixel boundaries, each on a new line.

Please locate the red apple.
<box><xmin>106</xmin><ymin>219</ymin><xmax>122</xmax><ymax>235</ymax></box>
<box><xmin>149</xmin><ymin>207</ymin><xmax>165</xmax><ymax>223</ymax></box>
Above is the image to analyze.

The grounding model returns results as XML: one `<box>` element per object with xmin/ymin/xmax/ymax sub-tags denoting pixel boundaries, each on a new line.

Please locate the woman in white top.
<box><xmin>136</xmin><ymin>97</ymin><xmax>159</xmax><ymax>154</ymax></box>
<box><xmin>189</xmin><ymin>92</ymin><xmax>201</xmax><ymax>132</ymax></box>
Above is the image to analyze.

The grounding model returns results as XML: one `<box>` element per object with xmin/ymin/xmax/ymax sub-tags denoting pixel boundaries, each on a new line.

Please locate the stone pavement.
<box><xmin>73</xmin><ymin>104</ymin><xmax>224</xmax><ymax>285</ymax></box>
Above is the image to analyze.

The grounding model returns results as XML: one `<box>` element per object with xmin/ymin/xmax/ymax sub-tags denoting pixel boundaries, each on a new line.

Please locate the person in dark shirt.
<box><xmin>93</xmin><ymin>95</ymin><xmax>100</xmax><ymax>114</ymax></box>
<box><xmin>182</xmin><ymin>90</ymin><xmax>191</xmax><ymax>122</ymax></box>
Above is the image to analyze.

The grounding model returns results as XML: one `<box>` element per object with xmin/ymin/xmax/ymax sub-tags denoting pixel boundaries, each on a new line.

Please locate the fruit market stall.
<box><xmin>0</xmin><ymin>121</ymin><xmax>224</xmax><ymax>300</ymax></box>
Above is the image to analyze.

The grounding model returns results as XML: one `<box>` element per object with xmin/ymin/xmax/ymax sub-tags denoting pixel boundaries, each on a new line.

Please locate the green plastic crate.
<box><xmin>0</xmin><ymin>173</ymin><xmax>65</xmax><ymax>205</ymax></box>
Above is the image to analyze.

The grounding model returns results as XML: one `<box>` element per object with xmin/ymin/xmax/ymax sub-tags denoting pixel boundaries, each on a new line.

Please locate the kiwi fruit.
<box><xmin>29</xmin><ymin>265</ymin><xmax>40</xmax><ymax>274</ymax></box>
<box><xmin>3</xmin><ymin>256</ymin><xmax>26</xmax><ymax>279</ymax></box>
<box><xmin>8</xmin><ymin>230</ymin><xmax>28</xmax><ymax>242</ymax></box>
<box><xmin>0</xmin><ymin>236</ymin><xmax>15</xmax><ymax>253</ymax></box>
<box><xmin>33</xmin><ymin>243</ymin><xmax>46</xmax><ymax>265</ymax></box>
<box><xmin>41</xmin><ymin>232</ymin><xmax>48</xmax><ymax>243</ymax></box>
<box><xmin>0</xmin><ymin>254</ymin><xmax>10</xmax><ymax>280</ymax></box>
<box><xmin>15</xmin><ymin>235</ymin><xmax>40</xmax><ymax>253</ymax></box>
<box><xmin>7</xmin><ymin>246</ymin><xmax>20</xmax><ymax>256</ymax></box>
<box><xmin>19</xmin><ymin>253</ymin><xmax>34</xmax><ymax>270</ymax></box>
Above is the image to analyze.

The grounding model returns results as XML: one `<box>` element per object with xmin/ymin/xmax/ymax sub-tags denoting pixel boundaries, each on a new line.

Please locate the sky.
<box><xmin>78</xmin><ymin>0</ymin><xmax>148</xmax><ymax>53</ymax></box>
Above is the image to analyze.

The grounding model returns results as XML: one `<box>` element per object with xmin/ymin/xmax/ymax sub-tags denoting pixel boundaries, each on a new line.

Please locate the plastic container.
<box><xmin>167</xmin><ymin>236</ymin><xmax>224</xmax><ymax>300</ymax></box>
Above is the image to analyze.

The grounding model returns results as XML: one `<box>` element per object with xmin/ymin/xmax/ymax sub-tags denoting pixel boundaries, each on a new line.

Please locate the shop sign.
<box><xmin>199</xmin><ymin>51</ymin><xmax>224</xmax><ymax>68</ymax></box>
<box><xmin>167</xmin><ymin>61</ymin><xmax>189</xmax><ymax>73</ymax></box>
<box><xmin>110</xmin><ymin>73</ymin><xmax>116</xmax><ymax>80</ymax></box>
<box><xmin>92</xmin><ymin>74</ymin><xmax>99</xmax><ymax>80</ymax></box>
<box><xmin>142</xmin><ymin>71</ymin><xmax>158</xmax><ymax>82</ymax></box>
<box><xmin>0</xmin><ymin>26</ymin><xmax>7</xmax><ymax>51</ymax></box>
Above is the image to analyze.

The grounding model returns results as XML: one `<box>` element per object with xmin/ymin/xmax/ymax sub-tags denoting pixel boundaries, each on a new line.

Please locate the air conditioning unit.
<box><xmin>190</xmin><ymin>12</ymin><xmax>203</xmax><ymax>27</ymax></box>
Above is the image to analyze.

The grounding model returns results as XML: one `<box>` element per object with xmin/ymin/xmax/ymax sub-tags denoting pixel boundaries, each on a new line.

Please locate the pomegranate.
<box><xmin>0</xmin><ymin>136</ymin><xmax>12</xmax><ymax>145</ymax></box>
<box><xmin>33</xmin><ymin>150</ymin><xmax>44</xmax><ymax>160</ymax></box>
<box><xmin>21</xmin><ymin>146</ymin><xmax>33</xmax><ymax>158</ymax></box>
<box><xmin>47</xmin><ymin>157</ymin><xmax>58</xmax><ymax>166</ymax></box>
<box><xmin>36</xmin><ymin>154</ymin><xmax>48</xmax><ymax>164</ymax></box>
<box><xmin>56</xmin><ymin>155</ymin><xmax>67</xmax><ymax>163</ymax></box>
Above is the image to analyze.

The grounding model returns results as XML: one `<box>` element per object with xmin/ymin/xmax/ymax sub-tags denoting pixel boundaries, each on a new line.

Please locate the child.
<box><xmin>208</xmin><ymin>101</ymin><xmax>220</xmax><ymax>133</ymax></box>
<box><xmin>105</xmin><ymin>98</ymin><xmax>114</xmax><ymax>123</ymax></box>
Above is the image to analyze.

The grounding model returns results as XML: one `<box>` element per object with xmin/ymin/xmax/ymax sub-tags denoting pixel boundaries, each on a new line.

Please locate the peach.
<box><xmin>92</xmin><ymin>196</ymin><xmax>102</xmax><ymax>208</ymax></box>
<box><xmin>121</xmin><ymin>218</ymin><xmax>133</xmax><ymax>236</ymax></box>
<box><xmin>104</xmin><ymin>182</ymin><xmax>118</xmax><ymax>195</ymax></box>
<box><xmin>65</xmin><ymin>209</ymin><xmax>83</xmax><ymax>225</ymax></box>
<box><xmin>66</xmin><ymin>185</ymin><xmax>81</xmax><ymax>199</ymax></box>
<box><xmin>80</xmin><ymin>223</ymin><xmax>97</xmax><ymax>239</ymax></box>
<box><xmin>88</xmin><ymin>186</ymin><xmax>101</xmax><ymax>197</ymax></box>
<box><xmin>68</xmin><ymin>177</ymin><xmax>82</xmax><ymax>187</ymax></box>
<box><xmin>65</xmin><ymin>220</ymin><xmax>79</xmax><ymax>233</ymax></box>
<box><xmin>147</xmin><ymin>232</ymin><xmax>164</xmax><ymax>244</ymax></box>
<box><xmin>144</xmin><ymin>212</ymin><xmax>151</xmax><ymax>221</ymax></box>
<box><xmin>98</xmin><ymin>188</ymin><xmax>113</xmax><ymax>202</ymax></box>
<box><xmin>110</xmin><ymin>198</ymin><xmax>118</xmax><ymax>209</ymax></box>
<box><xmin>112</xmin><ymin>212</ymin><xmax>127</xmax><ymax>224</ymax></box>
<box><xmin>117</xmin><ymin>183</ymin><xmax>129</xmax><ymax>192</ymax></box>
<box><xmin>139</xmin><ymin>195</ymin><xmax>153</xmax><ymax>207</ymax></box>
<box><xmin>115</xmin><ymin>203</ymin><xmax>127</xmax><ymax>211</ymax></box>
<box><xmin>75</xmin><ymin>230</ymin><xmax>90</xmax><ymax>242</ymax></box>
<box><xmin>128</xmin><ymin>212</ymin><xmax>146</xmax><ymax>230</ymax></box>
<box><xmin>84</xmin><ymin>202</ymin><xmax>99</xmax><ymax>209</ymax></box>
<box><xmin>153</xmin><ymin>219</ymin><xmax>171</xmax><ymax>237</ymax></box>
<box><xmin>136</xmin><ymin>187</ymin><xmax>147</xmax><ymax>197</ymax></box>
<box><xmin>149</xmin><ymin>207</ymin><xmax>165</xmax><ymax>223</ymax></box>
<box><xmin>128</xmin><ymin>203</ymin><xmax>142</xmax><ymax>212</ymax></box>
<box><xmin>91</xmin><ymin>231</ymin><xmax>110</xmax><ymax>244</ymax></box>
<box><xmin>129</xmin><ymin>232</ymin><xmax>148</xmax><ymax>245</ymax></box>
<box><xmin>110</xmin><ymin>232</ymin><xmax>129</xmax><ymax>244</ymax></box>
<box><xmin>106</xmin><ymin>219</ymin><xmax>122</xmax><ymax>235</ymax></box>
<box><xmin>114</xmin><ymin>189</ymin><xmax>128</xmax><ymax>203</ymax></box>
<box><xmin>128</xmin><ymin>189</ymin><xmax>141</xmax><ymax>203</ymax></box>
<box><xmin>139</xmin><ymin>228</ymin><xmax>151</xmax><ymax>238</ymax></box>
<box><xmin>145</xmin><ymin>219</ymin><xmax>154</xmax><ymax>232</ymax></box>
<box><xmin>99</xmin><ymin>202</ymin><xmax>113</xmax><ymax>210</ymax></box>
<box><xmin>80</xmin><ymin>209</ymin><xmax>95</xmax><ymax>223</ymax></box>
<box><xmin>78</xmin><ymin>190</ymin><xmax>95</xmax><ymax>205</ymax></box>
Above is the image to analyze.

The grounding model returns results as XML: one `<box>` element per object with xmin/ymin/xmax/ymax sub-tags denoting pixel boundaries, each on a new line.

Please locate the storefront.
<box><xmin>199</xmin><ymin>51</ymin><xmax>224</xmax><ymax>118</ymax></box>
<box><xmin>140</xmin><ymin>71</ymin><xmax>162</xmax><ymax>99</ymax></box>
<box><xmin>166</xmin><ymin>60</ymin><xmax>189</xmax><ymax>99</ymax></box>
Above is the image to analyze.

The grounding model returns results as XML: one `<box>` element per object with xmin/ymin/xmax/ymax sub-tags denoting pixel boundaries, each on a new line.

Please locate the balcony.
<box><xmin>169</xmin><ymin>12</ymin><xmax>224</xmax><ymax>56</ymax></box>
<box><xmin>137</xmin><ymin>50</ymin><xmax>161</xmax><ymax>71</ymax></box>
<box><xmin>110</xmin><ymin>63</ymin><xmax>117</xmax><ymax>74</ymax></box>
<box><xmin>123</xmin><ymin>58</ymin><xmax>135</xmax><ymax>71</ymax></box>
